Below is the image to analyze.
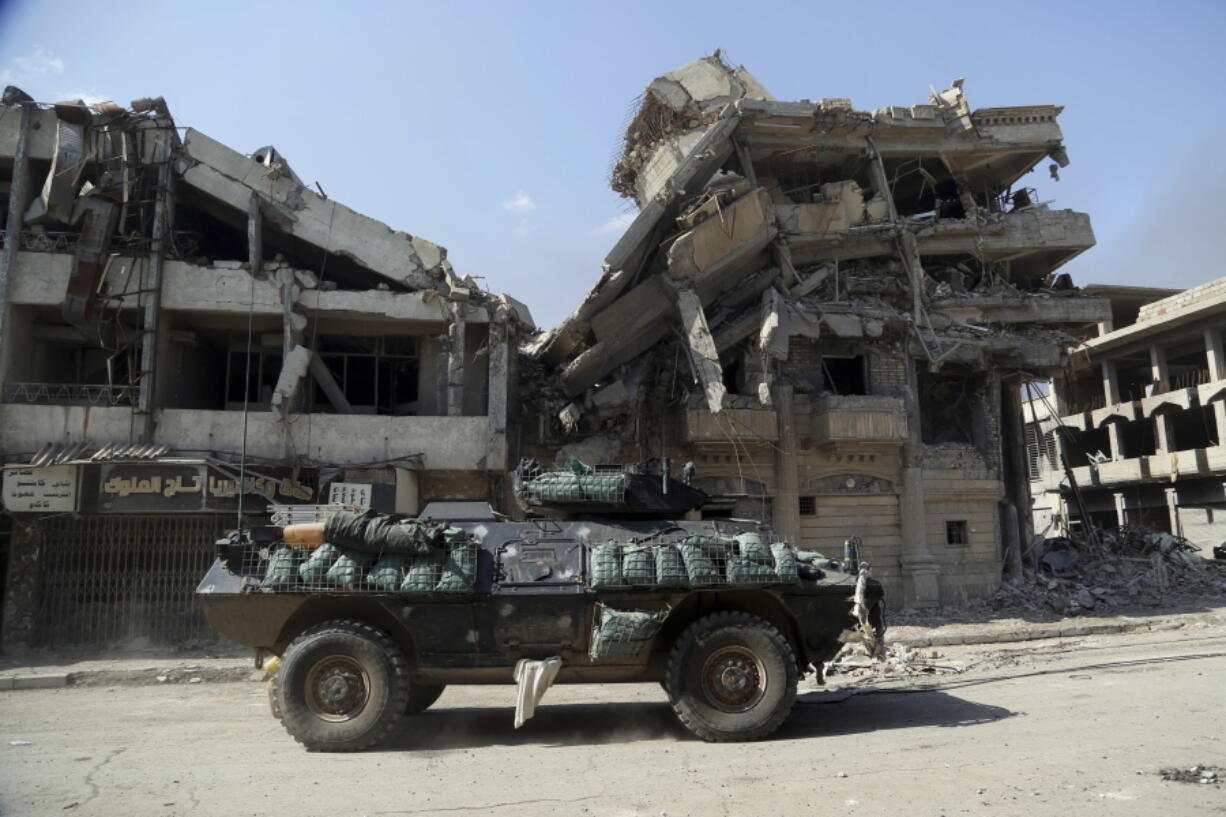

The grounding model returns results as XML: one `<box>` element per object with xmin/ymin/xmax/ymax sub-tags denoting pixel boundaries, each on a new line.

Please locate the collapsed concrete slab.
<box><xmin>523</xmin><ymin>53</ymin><xmax>1109</xmax><ymax>611</ymax></box>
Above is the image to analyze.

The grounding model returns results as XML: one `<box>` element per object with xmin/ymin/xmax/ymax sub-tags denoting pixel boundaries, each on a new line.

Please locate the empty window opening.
<box><xmin>310</xmin><ymin>336</ymin><xmax>419</xmax><ymax>415</ymax></box>
<box><xmin>821</xmin><ymin>356</ymin><xmax>867</xmax><ymax>395</ymax></box>
<box><xmin>919</xmin><ymin>365</ymin><xmax>981</xmax><ymax>445</ymax></box>
<box><xmin>946</xmin><ymin>520</ymin><xmax>968</xmax><ymax>546</ymax></box>
<box><xmin>798</xmin><ymin>496</ymin><xmax>815</xmax><ymax>516</ymax></box>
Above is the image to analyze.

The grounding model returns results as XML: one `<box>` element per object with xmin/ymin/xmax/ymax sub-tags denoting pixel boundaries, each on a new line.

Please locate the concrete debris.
<box><xmin>1159</xmin><ymin>765</ymin><xmax>1222</xmax><ymax>786</ymax></box>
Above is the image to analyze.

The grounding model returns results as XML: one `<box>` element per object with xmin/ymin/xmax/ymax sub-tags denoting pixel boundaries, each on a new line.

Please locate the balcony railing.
<box><xmin>3</xmin><ymin>382</ymin><xmax>139</xmax><ymax>407</ymax></box>
<box><xmin>811</xmin><ymin>395</ymin><xmax>906</xmax><ymax>446</ymax></box>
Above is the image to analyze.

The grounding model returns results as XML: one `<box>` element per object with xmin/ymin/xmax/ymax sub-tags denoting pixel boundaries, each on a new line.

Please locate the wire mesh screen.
<box><xmin>31</xmin><ymin>515</ymin><xmax>227</xmax><ymax>647</ymax></box>
<box><xmin>589</xmin><ymin>533</ymin><xmax>798</xmax><ymax>589</ymax></box>
<box><xmin>245</xmin><ymin>538</ymin><xmax>479</xmax><ymax>595</ymax></box>
<box><xmin>518</xmin><ymin>469</ymin><xmax>629</xmax><ymax>506</ymax></box>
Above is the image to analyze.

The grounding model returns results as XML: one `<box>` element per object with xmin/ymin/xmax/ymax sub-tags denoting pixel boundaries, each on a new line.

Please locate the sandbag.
<box><xmin>326</xmin><ymin>550</ymin><xmax>375</xmax><ymax>589</ymax></box>
<box><xmin>653</xmin><ymin>544</ymin><xmax>688</xmax><ymax>587</ymax></box>
<box><xmin>771</xmin><ymin>542</ymin><xmax>798</xmax><ymax>582</ymax></box>
<box><xmin>734</xmin><ymin>532</ymin><xmax>773</xmax><ymax>565</ymax></box>
<box><xmin>298</xmin><ymin>542</ymin><xmax>340</xmax><ymax>584</ymax></box>
<box><xmin>435</xmin><ymin>544</ymin><xmax>477</xmax><ymax>592</ymax></box>
<box><xmin>726</xmin><ymin>555</ymin><xmax>777</xmax><ymax>584</ymax></box>
<box><xmin>263</xmin><ymin>545</ymin><xmax>304</xmax><ymax>589</ymax></box>
<box><xmin>369</xmin><ymin>555</ymin><xmax>414</xmax><ymax>591</ymax></box>
<box><xmin>591</xmin><ymin>542</ymin><xmax>625</xmax><ymax>588</ymax></box>
<box><xmin>622</xmin><ymin>546</ymin><xmax>656</xmax><ymax>586</ymax></box>
<box><xmin>589</xmin><ymin>605</ymin><xmax>667</xmax><ymax>660</ymax></box>
<box><xmin>399</xmin><ymin>557</ymin><xmax>442</xmax><ymax>592</ymax></box>
<box><xmin>677</xmin><ymin>540</ymin><xmax>722</xmax><ymax>585</ymax></box>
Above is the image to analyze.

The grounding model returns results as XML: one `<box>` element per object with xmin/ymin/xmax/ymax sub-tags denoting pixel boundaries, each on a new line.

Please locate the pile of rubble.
<box><xmin>824</xmin><ymin>642</ymin><xmax>962</xmax><ymax>681</ymax></box>
<box><xmin>989</xmin><ymin>528</ymin><xmax>1225</xmax><ymax>619</ymax></box>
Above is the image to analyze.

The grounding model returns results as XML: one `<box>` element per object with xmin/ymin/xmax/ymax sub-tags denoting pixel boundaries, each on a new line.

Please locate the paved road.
<box><xmin>2</xmin><ymin>627</ymin><xmax>1225</xmax><ymax>817</ymax></box>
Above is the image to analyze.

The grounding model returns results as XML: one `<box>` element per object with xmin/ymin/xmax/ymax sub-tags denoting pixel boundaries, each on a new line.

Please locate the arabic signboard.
<box><xmin>328</xmin><ymin>482</ymin><xmax>372</xmax><ymax>509</ymax></box>
<box><xmin>98</xmin><ymin>463</ymin><xmax>315</xmax><ymax>513</ymax></box>
<box><xmin>2</xmin><ymin>466</ymin><xmax>79</xmax><ymax>513</ymax></box>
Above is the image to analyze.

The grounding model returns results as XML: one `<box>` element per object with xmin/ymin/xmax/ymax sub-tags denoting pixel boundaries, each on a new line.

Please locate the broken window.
<box><xmin>226</xmin><ymin>343</ymin><xmax>281</xmax><ymax>409</ymax></box>
<box><xmin>821</xmin><ymin>356</ymin><xmax>867</xmax><ymax>395</ymax></box>
<box><xmin>798</xmin><ymin>496</ymin><xmax>815</xmax><ymax>516</ymax></box>
<box><xmin>945</xmin><ymin>520</ymin><xmax>968</xmax><ymax>546</ymax></box>
<box><xmin>918</xmin><ymin>365</ymin><xmax>981</xmax><ymax>445</ymax></box>
<box><xmin>310</xmin><ymin>336</ymin><xmax>419</xmax><ymax>415</ymax></box>
<box><xmin>2</xmin><ymin>308</ymin><xmax>141</xmax><ymax>407</ymax></box>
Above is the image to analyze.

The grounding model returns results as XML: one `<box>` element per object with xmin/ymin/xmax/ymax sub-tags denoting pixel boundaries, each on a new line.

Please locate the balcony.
<box><xmin>811</xmin><ymin>395</ymin><xmax>906</xmax><ymax>447</ymax></box>
<box><xmin>685</xmin><ymin>408</ymin><xmax>778</xmax><ymax>444</ymax></box>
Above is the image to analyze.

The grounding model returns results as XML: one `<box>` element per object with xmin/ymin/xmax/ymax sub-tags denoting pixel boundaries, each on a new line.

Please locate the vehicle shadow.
<box><xmin>380</xmin><ymin>688</ymin><xmax>1014</xmax><ymax>751</ymax></box>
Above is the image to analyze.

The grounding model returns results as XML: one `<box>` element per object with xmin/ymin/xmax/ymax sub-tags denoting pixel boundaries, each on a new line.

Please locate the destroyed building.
<box><xmin>528</xmin><ymin>54</ymin><xmax>1109</xmax><ymax>607</ymax></box>
<box><xmin>0</xmin><ymin>89</ymin><xmax>530</xmax><ymax>650</ymax></box>
<box><xmin>1027</xmin><ymin>279</ymin><xmax>1226</xmax><ymax>551</ymax></box>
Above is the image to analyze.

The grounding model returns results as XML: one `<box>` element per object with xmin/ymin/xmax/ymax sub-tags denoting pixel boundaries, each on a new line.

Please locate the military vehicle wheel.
<box><xmin>405</xmin><ymin>681</ymin><xmax>446</xmax><ymax>715</ymax></box>
<box><xmin>665</xmin><ymin>611</ymin><xmax>798</xmax><ymax>742</ymax></box>
<box><xmin>275</xmin><ymin>619</ymin><xmax>409</xmax><ymax>752</ymax></box>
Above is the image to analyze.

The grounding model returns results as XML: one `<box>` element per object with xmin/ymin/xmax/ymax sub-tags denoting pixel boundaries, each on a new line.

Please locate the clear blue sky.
<box><xmin>1</xmin><ymin>0</ymin><xmax>1223</xmax><ymax>327</ymax></box>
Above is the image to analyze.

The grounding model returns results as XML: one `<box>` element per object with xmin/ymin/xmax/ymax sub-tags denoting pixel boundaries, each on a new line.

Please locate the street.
<box><xmin>2</xmin><ymin>626</ymin><xmax>1225</xmax><ymax>817</ymax></box>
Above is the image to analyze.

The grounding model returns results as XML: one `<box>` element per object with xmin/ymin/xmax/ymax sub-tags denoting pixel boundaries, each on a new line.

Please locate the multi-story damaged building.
<box><xmin>0</xmin><ymin>89</ymin><xmax>529</xmax><ymax>649</ymax></box>
<box><xmin>1027</xmin><ymin>280</ymin><xmax>1226</xmax><ymax>551</ymax></box>
<box><xmin>530</xmin><ymin>55</ymin><xmax>1108</xmax><ymax>607</ymax></box>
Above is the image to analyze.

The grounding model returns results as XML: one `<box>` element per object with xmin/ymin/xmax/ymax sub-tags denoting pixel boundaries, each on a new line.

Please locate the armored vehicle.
<box><xmin>197</xmin><ymin>466</ymin><xmax>884</xmax><ymax>752</ymax></box>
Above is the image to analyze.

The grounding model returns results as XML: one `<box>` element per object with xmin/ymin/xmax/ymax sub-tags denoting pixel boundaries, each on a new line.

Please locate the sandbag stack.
<box><xmin>591</xmin><ymin>534</ymin><xmax>799</xmax><ymax>590</ymax></box>
<box><xmin>262</xmin><ymin>511</ymin><xmax>478</xmax><ymax>594</ymax></box>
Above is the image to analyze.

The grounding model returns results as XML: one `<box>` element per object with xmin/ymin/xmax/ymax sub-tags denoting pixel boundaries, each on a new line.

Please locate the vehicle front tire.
<box><xmin>275</xmin><ymin>619</ymin><xmax>409</xmax><ymax>752</ymax></box>
<box><xmin>405</xmin><ymin>681</ymin><xmax>446</xmax><ymax>715</ymax></box>
<box><xmin>665</xmin><ymin>611</ymin><xmax>798</xmax><ymax>742</ymax></box>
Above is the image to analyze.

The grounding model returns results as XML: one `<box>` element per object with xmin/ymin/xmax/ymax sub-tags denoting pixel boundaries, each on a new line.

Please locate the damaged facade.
<box><xmin>528</xmin><ymin>55</ymin><xmax>1107</xmax><ymax>607</ymax></box>
<box><xmin>0</xmin><ymin>88</ymin><xmax>530</xmax><ymax>649</ymax></box>
<box><xmin>1028</xmin><ymin>279</ymin><xmax>1226</xmax><ymax>551</ymax></box>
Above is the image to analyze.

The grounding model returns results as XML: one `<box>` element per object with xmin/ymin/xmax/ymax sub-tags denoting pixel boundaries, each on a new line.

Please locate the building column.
<box><xmin>771</xmin><ymin>383</ymin><xmax>801</xmax><ymax>547</ymax></box>
<box><xmin>1102</xmin><ymin>360</ymin><xmax>1121</xmax><ymax>405</ymax></box>
<box><xmin>900</xmin><ymin>358</ymin><xmax>940</xmax><ymax>608</ymax></box>
<box><xmin>1113</xmin><ymin>491</ymin><xmax>1127</xmax><ymax>528</ymax></box>
<box><xmin>0</xmin><ymin>520</ymin><xmax>41</xmax><ymax>654</ymax></box>
<box><xmin>1165</xmin><ymin>487</ymin><xmax>1181</xmax><ymax>538</ymax></box>
<box><xmin>485</xmin><ymin>312</ymin><xmax>510</xmax><ymax>472</ymax></box>
<box><xmin>1204</xmin><ymin>327</ymin><xmax>1226</xmax><ymax>446</ymax></box>
<box><xmin>0</xmin><ymin>101</ymin><xmax>33</xmax><ymax>394</ymax></box>
<box><xmin>1153</xmin><ymin>410</ymin><xmax>1176</xmax><ymax>454</ymax></box>
<box><xmin>1149</xmin><ymin>344</ymin><xmax>1170</xmax><ymax>394</ymax></box>
<box><xmin>1106</xmin><ymin>421</ymin><xmax>1126</xmax><ymax>462</ymax></box>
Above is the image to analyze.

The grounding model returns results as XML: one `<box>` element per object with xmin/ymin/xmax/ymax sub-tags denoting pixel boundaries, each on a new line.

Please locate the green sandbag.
<box><xmin>622</xmin><ymin>546</ymin><xmax>656</xmax><ymax>586</ymax></box>
<box><xmin>400</xmin><ymin>557</ymin><xmax>442</xmax><ymax>592</ymax></box>
<box><xmin>435</xmin><ymin>544</ymin><xmax>477</xmax><ymax>592</ymax></box>
<box><xmin>591</xmin><ymin>542</ymin><xmax>624</xmax><ymax>588</ymax></box>
<box><xmin>522</xmin><ymin>470</ymin><xmax>629</xmax><ymax>505</ymax></box>
<box><xmin>734</xmin><ymin>532</ymin><xmax>773</xmax><ymax>565</ymax></box>
<box><xmin>771</xmin><ymin>542</ymin><xmax>798</xmax><ymax>582</ymax></box>
<box><xmin>654</xmin><ymin>544</ymin><xmax>688</xmax><ymax>587</ymax></box>
<box><xmin>298</xmin><ymin>543</ymin><xmax>340</xmax><ymax>584</ymax></box>
<box><xmin>589</xmin><ymin>605</ymin><xmax>667</xmax><ymax>660</ymax></box>
<box><xmin>677</xmin><ymin>542</ymin><xmax>722</xmax><ymax>585</ymax></box>
<box><xmin>326</xmin><ymin>550</ymin><xmax>375</xmax><ymax>589</ymax></box>
<box><xmin>263</xmin><ymin>545</ymin><xmax>304</xmax><ymax>589</ymax></box>
<box><xmin>726</xmin><ymin>555</ymin><xmax>777</xmax><ymax>584</ymax></box>
<box><xmin>324</xmin><ymin>510</ymin><xmax>380</xmax><ymax>549</ymax></box>
<box><xmin>369</xmin><ymin>555</ymin><xmax>414</xmax><ymax>591</ymax></box>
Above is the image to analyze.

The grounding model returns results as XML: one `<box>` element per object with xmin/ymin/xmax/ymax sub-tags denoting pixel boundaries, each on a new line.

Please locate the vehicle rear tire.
<box><xmin>275</xmin><ymin>619</ymin><xmax>409</xmax><ymax>752</ymax></box>
<box><xmin>405</xmin><ymin>681</ymin><xmax>446</xmax><ymax>715</ymax></box>
<box><xmin>665</xmin><ymin>611</ymin><xmax>798</xmax><ymax>742</ymax></box>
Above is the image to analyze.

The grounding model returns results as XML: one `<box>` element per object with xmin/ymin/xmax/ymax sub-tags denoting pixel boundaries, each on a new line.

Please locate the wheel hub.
<box><xmin>702</xmin><ymin>647</ymin><xmax>765</xmax><ymax>710</ymax></box>
<box><xmin>305</xmin><ymin>656</ymin><xmax>370</xmax><ymax>721</ymax></box>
